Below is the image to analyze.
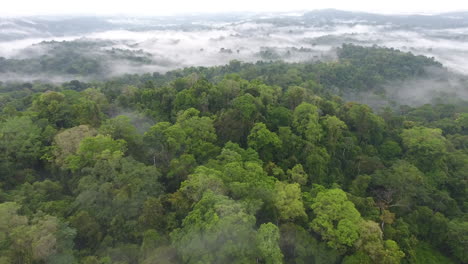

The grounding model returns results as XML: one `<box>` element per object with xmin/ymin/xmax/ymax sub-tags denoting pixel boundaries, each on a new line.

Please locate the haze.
<box><xmin>2</xmin><ymin>0</ymin><xmax>468</xmax><ymax>16</ymax></box>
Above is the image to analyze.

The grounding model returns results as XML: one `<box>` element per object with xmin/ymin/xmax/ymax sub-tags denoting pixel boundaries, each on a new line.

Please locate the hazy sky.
<box><xmin>1</xmin><ymin>0</ymin><xmax>468</xmax><ymax>16</ymax></box>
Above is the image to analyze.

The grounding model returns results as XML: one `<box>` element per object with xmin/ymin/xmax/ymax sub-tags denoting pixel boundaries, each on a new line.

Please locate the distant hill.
<box><xmin>303</xmin><ymin>9</ymin><xmax>468</xmax><ymax>28</ymax></box>
<box><xmin>2</xmin><ymin>10</ymin><xmax>468</xmax><ymax>41</ymax></box>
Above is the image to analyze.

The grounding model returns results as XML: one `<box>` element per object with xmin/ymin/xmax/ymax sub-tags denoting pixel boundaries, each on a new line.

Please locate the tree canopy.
<box><xmin>0</xmin><ymin>44</ymin><xmax>466</xmax><ymax>264</ymax></box>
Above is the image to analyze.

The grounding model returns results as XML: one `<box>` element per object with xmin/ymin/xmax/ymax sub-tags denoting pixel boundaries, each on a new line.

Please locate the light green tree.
<box><xmin>287</xmin><ymin>164</ymin><xmax>308</xmax><ymax>185</ymax></box>
<box><xmin>293</xmin><ymin>102</ymin><xmax>322</xmax><ymax>143</ymax></box>
<box><xmin>256</xmin><ymin>223</ymin><xmax>284</xmax><ymax>264</ymax></box>
<box><xmin>321</xmin><ymin>115</ymin><xmax>347</xmax><ymax>153</ymax></box>
<box><xmin>401</xmin><ymin>126</ymin><xmax>447</xmax><ymax>173</ymax></box>
<box><xmin>310</xmin><ymin>188</ymin><xmax>361</xmax><ymax>252</ymax></box>
<box><xmin>274</xmin><ymin>181</ymin><xmax>307</xmax><ymax>222</ymax></box>
<box><xmin>65</xmin><ymin>134</ymin><xmax>127</xmax><ymax>170</ymax></box>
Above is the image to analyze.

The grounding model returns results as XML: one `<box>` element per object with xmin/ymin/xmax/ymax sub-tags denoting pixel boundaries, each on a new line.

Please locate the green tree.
<box><xmin>143</xmin><ymin>122</ymin><xmax>185</xmax><ymax>167</ymax></box>
<box><xmin>0</xmin><ymin>116</ymin><xmax>43</xmax><ymax>185</ymax></box>
<box><xmin>274</xmin><ymin>181</ymin><xmax>307</xmax><ymax>222</ymax></box>
<box><xmin>171</xmin><ymin>192</ymin><xmax>257</xmax><ymax>263</ymax></box>
<box><xmin>32</xmin><ymin>91</ymin><xmax>73</xmax><ymax>128</ymax></box>
<box><xmin>456</xmin><ymin>113</ymin><xmax>468</xmax><ymax>134</ymax></box>
<box><xmin>248</xmin><ymin>122</ymin><xmax>282</xmax><ymax>161</ymax></box>
<box><xmin>73</xmin><ymin>97</ymin><xmax>103</xmax><ymax>127</ymax></box>
<box><xmin>279</xmin><ymin>223</ymin><xmax>340</xmax><ymax>264</ymax></box>
<box><xmin>73</xmin><ymin>156</ymin><xmax>163</xmax><ymax>244</ymax></box>
<box><xmin>0</xmin><ymin>202</ymin><xmax>76</xmax><ymax>264</ymax></box>
<box><xmin>321</xmin><ymin>115</ymin><xmax>347</xmax><ymax>154</ymax></box>
<box><xmin>51</xmin><ymin>124</ymin><xmax>97</xmax><ymax>168</ymax></box>
<box><xmin>287</xmin><ymin>164</ymin><xmax>308</xmax><ymax>186</ymax></box>
<box><xmin>283</xmin><ymin>86</ymin><xmax>308</xmax><ymax>109</ymax></box>
<box><xmin>167</xmin><ymin>154</ymin><xmax>197</xmax><ymax>191</ymax></box>
<box><xmin>310</xmin><ymin>188</ymin><xmax>362</xmax><ymax>252</ymax></box>
<box><xmin>379</xmin><ymin>140</ymin><xmax>402</xmax><ymax>160</ymax></box>
<box><xmin>65</xmin><ymin>134</ymin><xmax>127</xmax><ymax>170</ymax></box>
<box><xmin>401</xmin><ymin>126</ymin><xmax>447</xmax><ymax>174</ymax></box>
<box><xmin>371</xmin><ymin>160</ymin><xmax>428</xmax><ymax>213</ymax></box>
<box><xmin>343</xmin><ymin>103</ymin><xmax>385</xmax><ymax>144</ymax></box>
<box><xmin>99</xmin><ymin>115</ymin><xmax>142</xmax><ymax>158</ymax></box>
<box><xmin>352</xmin><ymin>220</ymin><xmax>405</xmax><ymax>264</ymax></box>
<box><xmin>266</xmin><ymin>106</ymin><xmax>293</xmax><ymax>131</ymax></box>
<box><xmin>69</xmin><ymin>210</ymin><xmax>102</xmax><ymax>250</ymax></box>
<box><xmin>446</xmin><ymin>218</ymin><xmax>468</xmax><ymax>263</ymax></box>
<box><xmin>256</xmin><ymin>223</ymin><xmax>284</xmax><ymax>264</ymax></box>
<box><xmin>180</xmin><ymin>166</ymin><xmax>226</xmax><ymax>202</ymax></box>
<box><xmin>176</xmin><ymin>108</ymin><xmax>220</xmax><ymax>163</ymax></box>
<box><xmin>293</xmin><ymin>102</ymin><xmax>322</xmax><ymax>143</ymax></box>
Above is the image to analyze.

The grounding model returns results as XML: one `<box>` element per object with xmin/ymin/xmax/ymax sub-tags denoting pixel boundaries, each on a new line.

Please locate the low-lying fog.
<box><xmin>1</xmin><ymin>11</ymin><xmax>468</xmax><ymax>74</ymax></box>
<box><xmin>1</xmin><ymin>10</ymin><xmax>468</xmax><ymax>106</ymax></box>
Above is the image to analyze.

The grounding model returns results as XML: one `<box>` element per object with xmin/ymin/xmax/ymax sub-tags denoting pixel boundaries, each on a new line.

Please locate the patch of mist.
<box><xmin>343</xmin><ymin>67</ymin><xmax>468</xmax><ymax>108</ymax></box>
<box><xmin>383</xmin><ymin>68</ymin><xmax>468</xmax><ymax>106</ymax></box>
<box><xmin>110</xmin><ymin>110</ymin><xmax>155</xmax><ymax>134</ymax></box>
<box><xmin>0</xmin><ymin>72</ymin><xmax>93</xmax><ymax>83</ymax></box>
<box><xmin>342</xmin><ymin>91</ymin><xmax>391</xmax><ymax>110</ymax></box>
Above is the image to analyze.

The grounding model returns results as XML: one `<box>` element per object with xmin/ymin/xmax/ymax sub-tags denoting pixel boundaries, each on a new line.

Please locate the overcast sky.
<box><xmin>1</xmin><ymin>0</ymin><xmax>468</xmax><ymax>16</ymax></box>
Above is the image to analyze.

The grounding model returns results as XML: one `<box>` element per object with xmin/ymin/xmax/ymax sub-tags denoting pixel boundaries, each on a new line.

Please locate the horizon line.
<box><xmin>2</xmin><ymin>8</ymin><xmax>468</xmax><ymax>18</ymax></box>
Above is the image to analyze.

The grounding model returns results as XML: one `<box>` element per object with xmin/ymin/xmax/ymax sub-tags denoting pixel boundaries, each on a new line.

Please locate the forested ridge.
<box><xmin>0</xmin><ymin>44</ymin><xmax>466</xmax><ymax>264</ymax></box>
<box><xmin>0</xmin><ymin>40</ymin><xmax>155</xmax><ymax>77</ymax></box>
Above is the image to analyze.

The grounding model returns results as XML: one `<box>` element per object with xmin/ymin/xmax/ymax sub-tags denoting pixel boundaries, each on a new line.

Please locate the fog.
<box><xmin>345</xmin><ymin>69</ymin><xmax>468</xmax><ymax>109</ymax></box>
<box><xmin>1</xmin><ymin>10</ymin><xmax>468</xmax><ymax>105</ymax></box>
<box><xmin>2</xmin><ymin>16</ymin><xmax>468</xmax><ymax>74</ymax></box>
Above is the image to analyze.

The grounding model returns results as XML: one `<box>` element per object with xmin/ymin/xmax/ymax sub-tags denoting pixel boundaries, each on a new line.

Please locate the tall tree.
<box><xmin>310</xmin><ymin>188</ymin><xmax>362</xmax><ymax>252</ymax></box>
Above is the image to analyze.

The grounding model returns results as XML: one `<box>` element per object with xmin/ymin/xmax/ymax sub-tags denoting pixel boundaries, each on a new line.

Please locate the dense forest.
<box><xmin>0</xmin><ymin>40</ymin><xmax>156</xmax><ymax>77</ymax></box>
<box><xmin>0</xmin><ymin>44</ymin><xmax>467</xmax><ymax>264</ymax></box>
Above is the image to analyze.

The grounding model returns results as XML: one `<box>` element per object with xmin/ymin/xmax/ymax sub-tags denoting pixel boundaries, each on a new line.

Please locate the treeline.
<box><xmin>0</xmin><ymin>45</ymin><xmax>466</xmax><ymax>264</ymax></box>
<box><xmin>0</xmin><ymin>40</ymin><xmax>155</xmax><ymax>76</ymax></box>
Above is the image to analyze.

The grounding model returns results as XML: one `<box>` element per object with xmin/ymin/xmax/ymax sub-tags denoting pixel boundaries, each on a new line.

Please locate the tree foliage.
<box><xmin>0</xmin><ymin>44</ymin><xmax>465</xmax><ymax>263</ymax></box>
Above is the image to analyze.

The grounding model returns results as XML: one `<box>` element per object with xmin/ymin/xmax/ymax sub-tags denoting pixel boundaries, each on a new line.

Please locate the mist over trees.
<box><xmin>0</xmin><ymin>43</ymin><xmax>466</xmax><ymax>264</ymax></box>
<box><xmin>3</xmin><ymin>9</ymin><xmax>468</xmax><ymax>84</ymax></box>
